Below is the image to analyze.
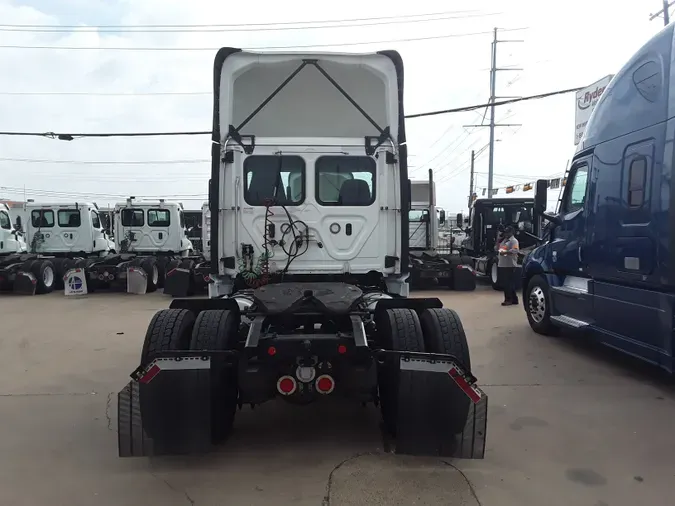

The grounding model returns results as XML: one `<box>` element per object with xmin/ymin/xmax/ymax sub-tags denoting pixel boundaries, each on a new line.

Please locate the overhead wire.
<box><xmin>0</xmin><ymin>86</ymin><xmax>584</xmax><ymax>140</ymax></box>
<box><xmin>0</xmin><ymin>12</ymin><xmax>502</xmax><ymax>33</ymax></box>
<box><xmin>0</xmin><ymin>28</ymin><xmax>527</xmax><ymax>51</ymax></box>
<box><xmin>0</xmin><ymin>10</ymin><xmax>489</xmax><ymax>29</ymax></box>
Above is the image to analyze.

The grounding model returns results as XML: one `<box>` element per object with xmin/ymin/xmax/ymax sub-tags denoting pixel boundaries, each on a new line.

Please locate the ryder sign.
<box><xmin>574</xmin><ymin>75</ymin><xmax>613</xmax><ymax>145</ymax></box>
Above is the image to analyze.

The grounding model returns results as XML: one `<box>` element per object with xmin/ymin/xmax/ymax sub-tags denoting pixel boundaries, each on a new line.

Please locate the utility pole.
<box><xmin>468</xmin><ymin>150</ymin><xmax>475</xmax><ymax>209</ymax></box>
<box><xmin>464</xmin><ymin>28</ymin><xmax>522</xmax><ymax>198</ymax></box>
<box><xmin>650</xmin><ymin>1</ymin><xmax>674</xmax><ymax>25</ymax></box>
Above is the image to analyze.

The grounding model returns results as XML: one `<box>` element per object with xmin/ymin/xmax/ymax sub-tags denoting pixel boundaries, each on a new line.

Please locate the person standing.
<box><xmin>497</xmin><ymin>226</ymin><xmax>520</xmax><ymax>306</ymax></box>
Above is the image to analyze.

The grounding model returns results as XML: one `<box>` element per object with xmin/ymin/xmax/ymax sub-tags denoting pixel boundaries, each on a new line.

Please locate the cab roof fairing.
<box><xmin>215</xmin><ymin>51</ymin><xmax>402</xmax><ymax>147</ymax></box>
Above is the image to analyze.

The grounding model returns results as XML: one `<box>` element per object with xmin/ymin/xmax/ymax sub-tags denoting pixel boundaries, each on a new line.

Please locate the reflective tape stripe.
<box><xmin>448</xmin><ymin>366</ymin><xmax>483</xmax><ymax>403</ymax></box>
<box><xmin>399</xmin><ymin>358</ymin><xmax>483</xmax><ymax>403</ymax></box>
<box><xmin>137</xmin><ymin>357</ymin><xmax>211</xmax><ymax>383</ymax></box>
<box><xmin>400</xmin><ymin>358</ymin><xmax>456</xmax><ymax>373</ymax></box>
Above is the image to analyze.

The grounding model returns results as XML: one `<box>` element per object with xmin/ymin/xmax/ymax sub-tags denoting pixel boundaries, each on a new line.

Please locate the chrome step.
<box><xmin>551</xmin><ymin>314</ymin><xmax>590</xmax><ymax>328</ymax></box>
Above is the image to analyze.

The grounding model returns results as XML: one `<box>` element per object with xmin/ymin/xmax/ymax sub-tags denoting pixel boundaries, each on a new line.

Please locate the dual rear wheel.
<box><xmin>376</xmin><ymin>307</ymin><xmax>472</xmax><ymax>443</ymax></box>
<box><xmin>139</xmin><ymin>305</ymin><xmax>474</xmax><ymax>453</ymax></box>
<box><xmin>140</xmin><ymin>308</ymin><xmax>239</xmax><ymax>446</ymax></box>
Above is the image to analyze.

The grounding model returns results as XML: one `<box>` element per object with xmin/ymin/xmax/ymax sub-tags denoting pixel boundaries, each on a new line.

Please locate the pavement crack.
<box><xmin>151</xmin><ymin>472</ymin><xmax>195</xmax><ymax>506</ymax></box>
<box><xmin>105</xmin><ymin>392</ymin><xmax>113</xmax><ymax>431</ymax></box>
<box><xmin>441</xmin><ymin>460</ymin><xmax>483</xmax><ymax>506</ymax></box>
<box><xmin>322</xmin><ymin>452</ymin><xmax>378</xmax><ymax>506</ymax></box>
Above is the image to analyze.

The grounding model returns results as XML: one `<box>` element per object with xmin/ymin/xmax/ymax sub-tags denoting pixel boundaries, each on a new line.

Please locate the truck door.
<box><xmin>146</xmin><ymin>208</ymin><xmax>171</xmax><ymax>250</ymax></box>
<box><xmin>119</xmin><ymin>208</ymin><xmax>144</xmax><ymax>252</ymax></box>
<box><xmin>56</xmin><ymin>209</ymin><xmax>82</xmax><ymax>252</ymax></box>
<box><xmin>548</xmin><ymin>156</ymin><xmax>593</xmax><ymax>325</ymax></box>
<box><xmin>90</xmin><ymin>210</ymin><xmax>107</xmax><ymax>253</ymax></box>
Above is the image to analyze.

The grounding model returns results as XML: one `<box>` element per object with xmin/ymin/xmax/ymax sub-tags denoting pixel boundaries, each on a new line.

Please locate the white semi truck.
<box><xmin>117</xmin><ymin>47</ymin><xmax>487</xmax><ymax>459</ymax></box>
<box><xmin>0</xmin><ymin>202</ymin><xmax>54</xmax><ymax>294</ymax></box>
<box><xmin>82</xmin><ymin>199</ymin><xmax>194</xmax><ymax>293</ymax></box>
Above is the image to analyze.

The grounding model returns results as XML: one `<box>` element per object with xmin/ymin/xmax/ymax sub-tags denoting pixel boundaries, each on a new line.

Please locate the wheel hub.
<box><xmin>528</xmin><ymin>286</ymin><xmax>546</xmax><ymax>323</ymax></box>
<box><xmin>43</xmin><ymin>266</ymin><xmax>54</xmax><ymax>287</ymax></box>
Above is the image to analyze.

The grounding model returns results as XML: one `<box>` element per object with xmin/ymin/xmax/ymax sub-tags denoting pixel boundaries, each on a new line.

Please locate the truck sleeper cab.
<box><xmin>522</xmin><ymin>23</ymin><xmax>675</xmax><ymax>373</ymax></box>
<box><xmin>117</xmin><ymin>48</ymin><xmax>488</xmax><ymax>460</ymax></box>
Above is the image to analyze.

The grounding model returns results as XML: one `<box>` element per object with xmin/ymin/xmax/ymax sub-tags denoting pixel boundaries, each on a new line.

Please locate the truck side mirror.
<box><xmin>439</xmin><ymin>210</ymin><xmax>446</xmax><ymax>224</ymax></box>
<box><xmin>534</xmin><ymin>179</ymin><xmax>548</xmax><ymax>215</ymax></box>
<box><xmin>456</xmin><ymin>213</ymin><xmax>463</xmax><ymax>228</ymax></box>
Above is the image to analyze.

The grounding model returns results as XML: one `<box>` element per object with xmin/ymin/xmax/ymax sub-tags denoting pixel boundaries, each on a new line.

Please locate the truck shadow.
<box><xmin>144</xmin><ymin>399</ymin><xmax>385</xmax><ymax>471</ymax></box>
<box><xmin>552</xmin><ymin>329</ymin><xmax>675</xmax><ymax>395</ymax></box>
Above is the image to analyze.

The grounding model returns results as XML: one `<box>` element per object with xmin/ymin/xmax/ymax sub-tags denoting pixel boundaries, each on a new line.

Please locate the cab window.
<box><xmin>58</xmin><ymin>209</ymin><xmax>81</xmax><ymax>228</ymax></box>
<box><xmin>244</xmin><ymin>155</ymin><xmax>305</xmax><ymax>206</ymax></box>
<box><xmin>0</xmin><ymin>210</ymin><xmax>11</xmax><ymax>230</ymax></box>
<box><xmin>121</xmin><ymin>209</ymin><xmax>144</xmax><ymax>227</ymax></box>
<box><xmin>564</xmin><ymin>164</ymin><xmax>589</xmax><ymax>213</ymax></box>
<box><xmin>409</xmin><ymin>210</ymin><xmax>429</xmax><ymax>222</ymax></box>
<box><xmin>91</xmin><ymin>211</ymin><xmax>101</xmax><ymax>229</ymax></box>
<box><xmin>316</xmin><ymin>156</ymin><xmax>375</xmax><ymax>206</ymax></box>
<box><xmin>31</xmin><ymin>209</ymin><xmax>54</xmax><ymax>228</ymax></box>
<box><xmin>148</xmin><ymin>209</ymin><xmax>171</xmax><ymax>227</ymax></box>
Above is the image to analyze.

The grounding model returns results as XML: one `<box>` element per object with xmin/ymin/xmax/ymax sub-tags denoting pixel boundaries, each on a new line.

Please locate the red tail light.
<box><xmin>315</xmin><ymin>374</ymin><xmax>335</xmax><ymax>394</ymax></box>
<box><xmin>277</xmin><ymin>376</ymin><xmax>297</xmax><ymax>395</ymax></box>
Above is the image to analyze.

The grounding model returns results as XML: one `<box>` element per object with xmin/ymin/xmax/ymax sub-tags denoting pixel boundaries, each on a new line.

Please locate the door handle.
<box><xmin>578</xmin><ymin>244</ymin><xmax>583</xmax><ymax>262</ymax></box>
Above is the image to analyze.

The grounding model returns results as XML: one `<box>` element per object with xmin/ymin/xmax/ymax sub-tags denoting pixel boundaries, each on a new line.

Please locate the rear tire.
<box><xmin>140</xmin><ymin>308</ymin><xmax>195</xmax><ymax>365</ymax></box>
<box><xmin>138</xmin><ymin>309</ymin><xmax>196</xmax><ymax>450</ymax></box>
<box><xmin>179</xmin><ymin>259</ymin><xmax>196</xmax><ymax>296</ymax></box>
<box><xmin>376</xmin><ymin>308</ymin><xmax>425</xmax><ymax>436</ymax></box>
<box><xmin>420</xmin><ymin>308</ymin><xmax>472</xmax><ymax>434</ymax></box>
<box><xmin>190</xmin><ymin>310</ymin><xmax>240</xmax><ymax>444</ymax></box>
<box><xmin>31</xmin><ymin>259</ymin><xmax>55</xmax><ymax>294</ymax></box>
<box><xmin>140</xmin><ymin>257</ymin><xmax>159</xmax><ymax>293</ymax></box>
<box><xmin>155</xmin><ymin>257</ymin><xmax>169</xmax><ymax>289</ymax></box>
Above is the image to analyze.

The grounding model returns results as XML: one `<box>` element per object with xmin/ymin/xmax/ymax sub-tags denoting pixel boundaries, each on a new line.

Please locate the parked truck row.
<box><xmin>0</xmin><ymin>199</ymin><xmax>207</xmax><ymax>295</ymax></box>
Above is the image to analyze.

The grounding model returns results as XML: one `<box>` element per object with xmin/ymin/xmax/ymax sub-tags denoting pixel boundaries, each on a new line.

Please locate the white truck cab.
<box><xmin>0</xmin><ymin>203</ymin><xmax>27</xmax><ymax>254</ymax></box>
<box><xmin>113</xmin><ymin>199</ymin><xmax>193</xmax><ymax>256</ymax></box>
<box><xmin>210</xmin><ymin>50</ymin><xmax>408</xmax><ymax>296</ymax></box>
<box><xmin>22</xmin><ymin>202</ymin><xmax>113</xmax><ymax>255</ymax></box>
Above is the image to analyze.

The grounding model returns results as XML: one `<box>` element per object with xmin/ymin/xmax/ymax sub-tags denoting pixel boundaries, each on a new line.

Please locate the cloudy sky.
<box><xmin>0</xmin><ymin>0</ymin><xmax>664</xmax><ymax>212</ymax></box>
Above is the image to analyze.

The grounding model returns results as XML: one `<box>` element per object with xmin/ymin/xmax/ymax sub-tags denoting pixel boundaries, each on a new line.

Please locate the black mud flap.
<box><xmin>13</xmin><ymin>271</ymin><xmax>37</xmax><ymax>295</ymax></box>
<box><xmin>395</xmin><ymin>357</ymin><xmax>487</xmax><ymax>459</ymax></box>
<box><xmin>118</xmin><ymin>357</ymin><xmax>212</xmax><ymax>457</ymax></box>
<box><xmin>163</xmin><ymin>268</ymin><xmax>192</xmax><ymax>298</ymax></box>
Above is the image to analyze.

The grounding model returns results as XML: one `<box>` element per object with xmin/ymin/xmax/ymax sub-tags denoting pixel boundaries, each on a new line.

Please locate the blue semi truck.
<box><xmin>522</xmin><ymin>23</ymin><xmax>675</xmax><ymax>373</ymax></box>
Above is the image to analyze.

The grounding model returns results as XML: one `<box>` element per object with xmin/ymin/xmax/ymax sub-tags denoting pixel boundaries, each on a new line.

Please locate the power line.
<box><xmin>0</xmin><ymin>185</ymin><xmax>207</xmax><ymax>200</ymax></box>
<box><xmin>0</xmin><ymin>91</ymin><xmax>211</xmax><ymax>96</ymax></box>
<box><xmin>405</xmin><ymin>86</ymin><xmax>582</xmax><ymax>118</ymax></box>
<box><xmin>0</xmin><ymin>131</ymin><xmax>209</xmax><ymax>140</ymax></box>
<box><xmin>0</xmin><ymin>157</ymin><xmax>210</xmax><ymax>165</ymax></box>
<box><xmin>0</xmin><ymin>28</ymin><xmax>526</xmax><ymax>52</ymax></box>
<box><xmin>0</xmin><ymin>85</ymin><xmax>583</xmax><ymax>140</ymax></box>
<box><xmin>0</xmin><ymin>12</ymin><xmax>501</xmax><ymax>33</ymax></box>
<box><xmin>0</xmin><ymin>10</ymin><xmax>483</xmax><ymax>29</ymax></box>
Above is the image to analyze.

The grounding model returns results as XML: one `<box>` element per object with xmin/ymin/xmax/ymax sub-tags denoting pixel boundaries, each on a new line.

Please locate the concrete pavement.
<box><xmin>0</xmin><ymin>286</ymin><xmax>673</xmax><ymax>505</ymax></box>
